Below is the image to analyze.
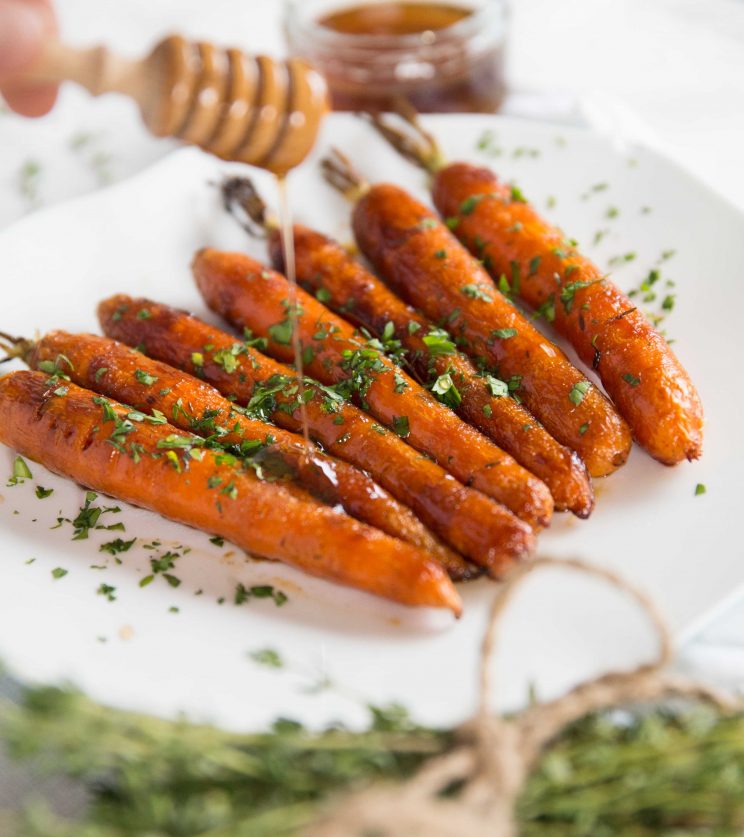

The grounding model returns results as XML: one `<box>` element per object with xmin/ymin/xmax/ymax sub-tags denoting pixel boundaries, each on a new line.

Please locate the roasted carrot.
<box><xmin>99</xmin><ymin>295</ymin><xmax>535</xmax><ymax>576</ymax></box>
<box><xmin>0</xmin><ymin>371</ymin><xmax>461</xmax><ymax>612</ymax></box>
<box><xmin>431</xmin><ymin>163</ymin><xmax>704</xmax><ymax>464</ymax></box>
<box><xmin>19</xmin><ymin>329</ymin><xmax>459</xmax><ymax>568</ymax></box>
<box><xmin>343</xmin><ymin>178</ymin><xmax>632</xmax><ymax>478</ymax></box>
<box><xmin>193</xmin><ymin>247</ymin><xmax>554</xmax><ymax>530</ymax></box>
<box><xmin>264</xmin><ymin>221</ymin><xmax>593</xmax><ymax>517</ymax></box>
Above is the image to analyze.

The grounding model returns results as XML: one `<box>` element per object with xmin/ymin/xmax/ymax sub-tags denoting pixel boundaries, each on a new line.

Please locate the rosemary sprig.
<box><xmin>1</xmin><ymin>683</ymin><xmax>743</xmax><ymax>835</ymax></box>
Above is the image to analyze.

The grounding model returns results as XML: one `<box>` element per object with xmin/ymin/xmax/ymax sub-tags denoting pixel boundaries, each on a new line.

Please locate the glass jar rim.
<box><xmin>284</xmin><ymin>0</ymin><xmax>506</xmax><ymax>51</ymax></box>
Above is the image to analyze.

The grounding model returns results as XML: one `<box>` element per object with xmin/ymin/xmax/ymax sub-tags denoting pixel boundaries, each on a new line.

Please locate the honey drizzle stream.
<box><xmin>276</xmin><ymin>175</ymin><xmax>311</xmax><ymax>452</ymax></box>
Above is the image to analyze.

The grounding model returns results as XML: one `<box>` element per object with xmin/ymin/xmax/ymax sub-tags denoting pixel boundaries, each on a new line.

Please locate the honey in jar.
<box><xmin>284</xmin><ymin>0</ymin><xmax>508</xmax><ymax>113</ymax></box>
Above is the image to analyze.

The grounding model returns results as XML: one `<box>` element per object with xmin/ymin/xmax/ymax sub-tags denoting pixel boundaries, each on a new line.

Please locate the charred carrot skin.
<box><xmin>432</xmin><ymin>163</ymin><xmax>704</xmax><ymax>465</ymax></box>
<box><xmin>98</xmin><ymin>296</ymin><xmax>534</xmax><ymax>576</ymax></box>
<box><xmin>193</xmin><ymin>247</ymin><xmax>554</xmax><ymax>530</ymax></box>
<box><xmin>269</xmin><ymin>225</ymin><xmax>594</xmax><ymax>517</ymax></box>
<box><xmin>27</xmin><ymin>330</ymin><xmax>456</xmax><ymax>565</ymax></box>
<box><xmin>351</xmin><ymin>183</ymin><xmax>633</xmax><ymax>478</ymax></box>
<box><xmin>0</xmin><ymin>371</ymin><xmax>461</xmax><ymax>612</ymax></box>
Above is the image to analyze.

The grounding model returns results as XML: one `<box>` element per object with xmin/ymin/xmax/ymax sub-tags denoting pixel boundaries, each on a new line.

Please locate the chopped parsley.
<box><xmin>579</xmin><ymin>422</ymin><xmax>590</xmax><ymax>436</ymax></box>
<box><xmin>491</xmin><ymin>328</ymin><xmax>517</xmax><ymax>340</ymax></box>
<box><xmin>336</xmin><ymin>345</ymin><xmax>386</xmax><ymax>400</ymax></box>
<box><xmin>69</xmin><ymin>492</ymin><xmax>122</xmax><ymax>540</ymax></box>
<box><xmin>485</xmin><ymin>375</ymin><xmax>508</xmax><ymax>398</ymax></box>
<box><xmin>8</xmin><ymin>456</ymin><xmax>32</xmax><ymax>486</ymax></box>
<box><xmin>560</xmin><ymin>280</ymin><xmax>599</xmax><ymax>314</ymax></box>
<box><xmin>268</xmin><ymin>319</ymin><xmax>294</xmax><ymax>346</ymax></box>
<box><xmin>408</xmin><ymin>321</ymin><xmax>422</xmax><ymax>335</ymax></box>
<box><xmin>235</xmin><ymin>583</ymin><xmax>288</xmax><ymax>607</ymax></box>
<box><xmin>461</xmin><ymin>284</ymin><xmax>492</xmax><ymax>302</ymax></box>
<box><xmin>99</xmin><ymin>537</ymin><xmax>136</xmax><ymax>556</ymax></box>
<box><xmin>482</xmin><ymin>404</ymin><xmax>493</xmax><ymax>418</ymax></box>
<box><xmin>694</xmin><ymin>483</ymin><xmax>706</xmax><ymax>496</ymax></box>
<box><xmin>569</xmin><ymin>381</ymin><xmax>591</xmax><ymax>406</ymax></box>
<box><xmin>51</xmin><ymin>567</ymin><xmax>68</xmax><ymax>580</ymax></box>
<box><xmin>209</xmin><ymin>536</ymin><xmax>225</xmax><ymax>547</ymax></box>
<box><xmin>213</xmin><ymin>344</ymin><xmax>245</xmax><ymax>374</ymax></box>
<box><xmin>431</xmin><ymin>372</ymin><xmax>462</xmax><ymax>409</ymax></box>
<box><xmin>510</xmin><ymin>261</ymin><xmax>521</xmax><ymax>294</ymax></box>
<box><xmin>250</xmin><ymin>648</ymin><xmax>284</xmax><ymax>668</ymax></box>
<box><xmin>134</xmin><ymin>369</ymin><xmax>157</xmax><ymax>386</ymax></box>
<box><xmin>459</xmin><ymin>194</ymin><xmax>486</xmax><ymax>216</ymax></box>
<box><xmin>528</xmin><ymin>256</ymin><xmax>542</xmax><ymax>276</ymax></box>
<box><xmin>533</xmin><ymin>296</ymin><xmax>556</xmax><ymax>323</ymax></box>
<box><xmin>422</xmin><ymin>328</ymin><xmax>456</xmax><ymax>357</ymax></box>
<box><xmin>622</xmin><ymin>373</ymin><xmax>641</xmax><ymax>387</ymax></box>
<box><xmin>510</xmin><ymin>185</ymin><xmax>527</xmax><ymax>203</ymax></box>
<box><xmin>35</xmin><ymin>486</ymin><xmax>54</xmax><ymax>499</ymax></box>
<box><xmin>315</xmin><ymin>287</ymin><xmax>331</xmax><ymax>303</ymax></box>
<box><xmin>97</xmin><ymin>583</ymin><xmax>117</xmax><ymax>602</ymax></box>
<box><xmin>608</xmin><ymin>252</ymin><xmax>637</xmax><ymax>267</ymax></box>
<box><xmin>434</xmin><ymin>249</ymin><xmax>447</xmax><ymax>260</ymax></box>
<box><xmin>416</xmin><ymin>218</ymin><xmax>438</xmax><ymax>230</ymax></box>
<box><xmin>393</xmin><ymin>371</ymin><xmax>408</xmax><ymax>394</ymax></box>
<box><xmin>392</xmin><ymin>415</ymin><xmax>410</xmax><ymax>438</ymax></box>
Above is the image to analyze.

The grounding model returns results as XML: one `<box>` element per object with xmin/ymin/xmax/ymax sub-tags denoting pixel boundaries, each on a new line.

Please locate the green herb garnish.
<box><xmin>569</xmin><ymin>381</ymin><xmax>591</xmax><ymax>406</ymax></box>
<box><xmin>461</xmin><ymin>284</ymin><xmax>492</xmax><ymax>302</ymax></box>
<box><xmin>392</xmin><ymin>416</ymin><xmax>410</xmax><ymax>438</ymax></box>
<box><xmin>8</xmin><ymin>456</ymin><xmax>32</xmax><ymax>486</ymax></box>
<box><xmin>491</xmin><ymin>328</ymin><xmax>517</xmax><ymax>340</ymax></box>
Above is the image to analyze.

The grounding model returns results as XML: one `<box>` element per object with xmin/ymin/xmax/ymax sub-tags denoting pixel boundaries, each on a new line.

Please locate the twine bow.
<box><xmin>306</xmin><ymin>557</ymin><xmax>738</xmax><ymax>837</ymax></box>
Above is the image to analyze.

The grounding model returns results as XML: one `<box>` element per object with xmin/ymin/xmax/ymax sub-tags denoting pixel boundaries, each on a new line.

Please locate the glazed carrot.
<box><xmin>193</xmin><ymin>247</ymin><xmax>554</xmax><ymax>530</ymax></box>
<box><xmin>21</xmin><ymin>330</ymin><xmax>457</xmax><ymax>565</ymax></box>
<box><xmin>346</xmin><ymin>181</ymin><xmax>632</xmax><ymax>478</ymax></box>
<box><xmin>99</xmin><ymin>295</ymin><xmax>534</xmax><ymax>576</ymax></box>
<box><xmin>0</xmin><ymin>371</ymin><xmax>461</xmax><ymax>613</ymax></box>
<box><xmin>432</xmin><ymin>163</ymin><xmax>704</xmax><ymax>464</ymax></box>
<box><xmin>266</xmin><ymin>222</ymin><xmax>593</xmax><ymax>517</ymax></box>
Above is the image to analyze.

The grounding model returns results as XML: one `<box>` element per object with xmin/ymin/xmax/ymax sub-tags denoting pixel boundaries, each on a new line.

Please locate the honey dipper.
<box><xmin>15</xmin><ymin>35</ymin><xmax>330</xmax><ymax>174</ymax></box>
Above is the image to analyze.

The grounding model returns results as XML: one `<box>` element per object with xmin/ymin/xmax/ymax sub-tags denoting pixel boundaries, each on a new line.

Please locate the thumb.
<box><xmin>0</xmin><ymin>0</ymin><xmax>48</xmax><ymax>77</ymax></box>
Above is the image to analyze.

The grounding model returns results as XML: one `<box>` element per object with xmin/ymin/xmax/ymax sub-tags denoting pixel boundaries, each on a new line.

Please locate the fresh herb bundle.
<box><xmin>1</xmin><ymin>684</ymin><xmax>742</xmax><ymax>835</ymax></box>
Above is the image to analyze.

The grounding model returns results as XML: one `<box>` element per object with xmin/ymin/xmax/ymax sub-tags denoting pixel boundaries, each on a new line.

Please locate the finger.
<box><xmin>0</xmin><ymin>0</ymin><xmax>47</xmax><ymax>75</ymax></box>
<box><xmin>1</xmin><ymin>81</ymin><xmax>57</xmax><ymax>116</ymax></box>
<box><xmin>0</xmin><ymin>0</ymin><xmax>58</xmax><ymax>116</ymax></box>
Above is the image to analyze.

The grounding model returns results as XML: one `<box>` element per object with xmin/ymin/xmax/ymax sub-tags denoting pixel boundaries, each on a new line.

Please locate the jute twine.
<box><xmin>305</xmin><ymin>557</ymin><xmax>740</xmax><ymax>837</ymax></box>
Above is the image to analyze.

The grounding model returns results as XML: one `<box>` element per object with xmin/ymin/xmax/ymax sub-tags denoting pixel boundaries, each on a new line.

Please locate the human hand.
<box><xmin>0</xmin><ymin>0</ymin><xmax>58</xmax><ymax>116</ymax></box>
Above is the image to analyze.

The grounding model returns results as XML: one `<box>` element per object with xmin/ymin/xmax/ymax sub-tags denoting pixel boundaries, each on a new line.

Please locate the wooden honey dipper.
<box><xmin>15</xmin><ymin>35</ymin><xmax>330</xmax><ymax>174</ymax></box>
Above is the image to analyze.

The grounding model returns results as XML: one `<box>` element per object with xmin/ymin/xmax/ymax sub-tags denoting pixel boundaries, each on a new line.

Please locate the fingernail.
<box><xmin>0</xmin><ymin>1</ymin><xmax>47</xmax><ymax>75</ymax></box>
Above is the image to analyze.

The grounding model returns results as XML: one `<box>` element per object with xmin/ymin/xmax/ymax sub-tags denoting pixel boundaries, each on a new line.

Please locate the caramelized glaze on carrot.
<box><xmin>98</xmin><ymin>295</ymin><xmax>535</xmax><ymax>576</ymax></box>
<box><xmin>432</xmin><ymin>163</ymin><xmax>704</xmax><ymax>464</ymax></box>
<box><xmin>27</xmin><ymin>329</ymin><xmax>458</xmax><ymax>567</ymax></box>
<box><xmin>0</xmin><ymin>370</ymin><xmax>462</xmax><ymax>612</ymax></box>
<box><xmin>351</xmin><ymin>183</ymin><xmax>633</xmax><ymax>477</ymax></box>
<box><xmin>268</xmin><ymin>224</ymin><xmax>594</xmax><ymax>516</ymax></box>
<box><xmin>193</xmin><ymin>247</ymin><xmax>554</xmax><ymax>530</ymax></box>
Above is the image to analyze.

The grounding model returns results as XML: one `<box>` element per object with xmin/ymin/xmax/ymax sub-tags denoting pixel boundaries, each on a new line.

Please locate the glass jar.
<box><xmin>284</xmin><ymin>0</ymin><xmax>508</xmax><ymax>113</ymax></box>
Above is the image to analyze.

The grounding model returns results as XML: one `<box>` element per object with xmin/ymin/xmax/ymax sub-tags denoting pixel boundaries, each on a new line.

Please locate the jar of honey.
<box><xmin>284</xmin><ymin>0</ymin><xmax>508</xmax><ymax>113</ymax></box>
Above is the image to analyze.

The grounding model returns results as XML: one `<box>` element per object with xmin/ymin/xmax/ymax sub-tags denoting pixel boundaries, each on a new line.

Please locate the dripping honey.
<box><xmin>275</xmin><ymin>176</ymin><xmax>312</xmax><ymax>450</ymax></box>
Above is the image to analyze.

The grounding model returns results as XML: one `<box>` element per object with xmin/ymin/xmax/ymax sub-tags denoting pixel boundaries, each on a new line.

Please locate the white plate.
<box><xmin>0</xmin><ymin>114</ymin><xmax>742</xmax><ymax>732</ymax></box>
